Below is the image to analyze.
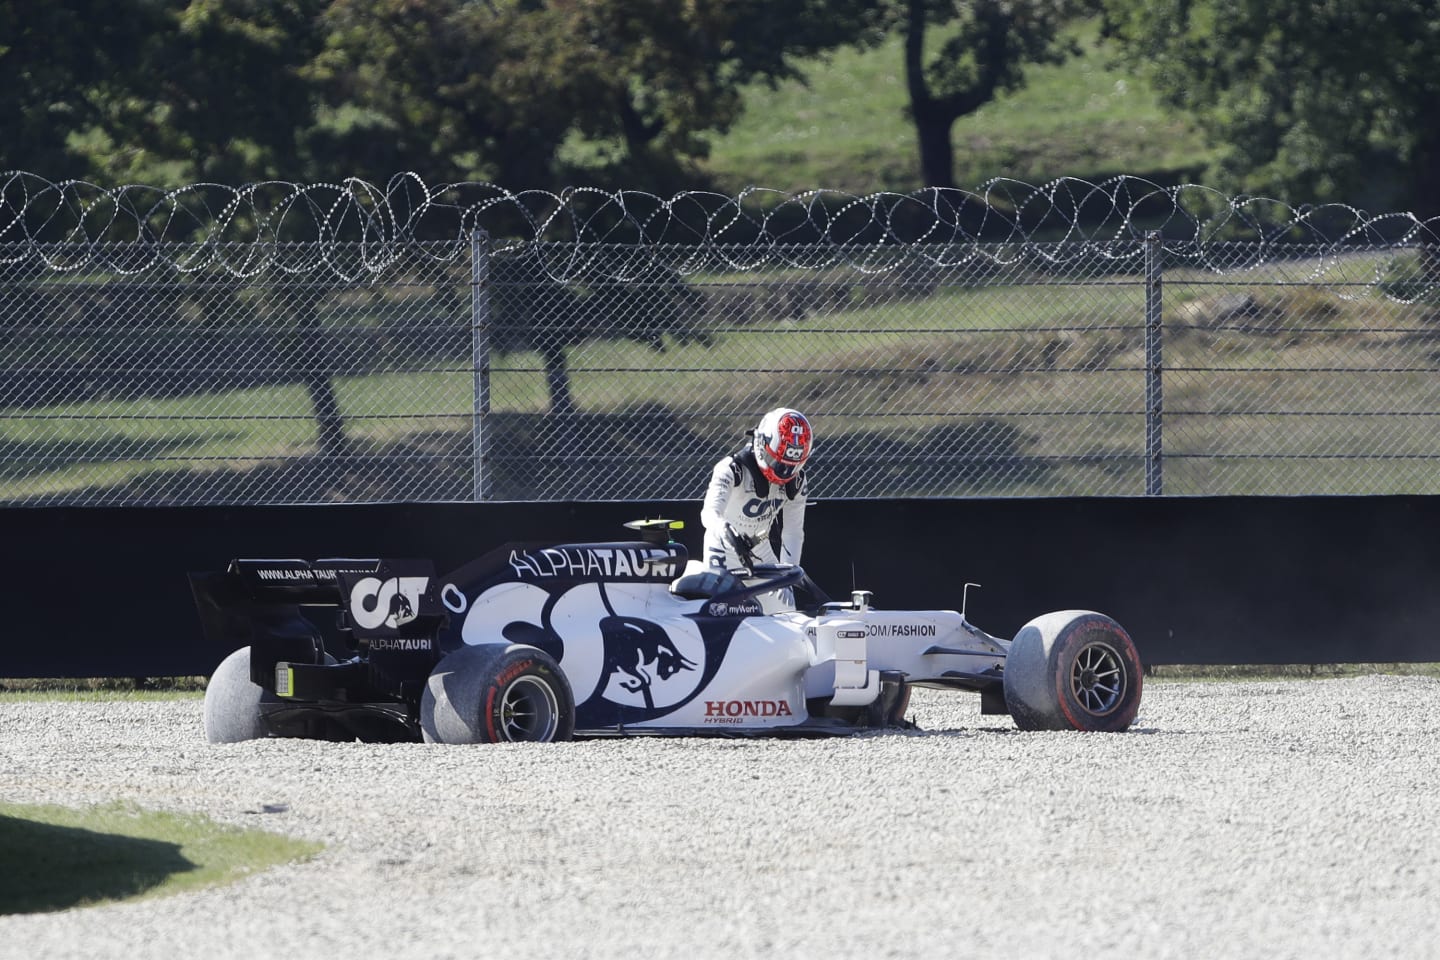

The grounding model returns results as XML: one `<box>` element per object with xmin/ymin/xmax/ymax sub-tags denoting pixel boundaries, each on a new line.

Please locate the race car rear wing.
<box><xmin>189</xmin><ymin>559</ymin><xmax>375</xmax><ymax>659</ymax></box>
<box><xmin>223</xmin><ymin>558</ymin><xmax>385</xmax><ymax>604</ymax></box>
<box><xmin>190</xmin><ymin>557</ymin><xmax>443</xmax><ymax>661</ymax></box>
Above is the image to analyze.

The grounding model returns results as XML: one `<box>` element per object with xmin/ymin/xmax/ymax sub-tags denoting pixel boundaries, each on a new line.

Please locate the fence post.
<box><xmin>471</xmin><ymin>229</ymin><xmax>492</xmax><ymax>502</ymax></box>
<box><xmin>1144</xmin><ymin>230</ymin><xmax>1164</xmax><ymax>496</ymax></box>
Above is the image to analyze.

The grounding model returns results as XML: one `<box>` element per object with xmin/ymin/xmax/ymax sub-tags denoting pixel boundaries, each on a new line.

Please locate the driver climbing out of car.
<box><xmin>701</xmin><ymin>407</ymin><xmax>813</xmax><ymax>572</ymax></box>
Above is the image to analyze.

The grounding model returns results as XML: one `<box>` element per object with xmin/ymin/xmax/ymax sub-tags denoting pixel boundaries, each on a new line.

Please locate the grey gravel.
<box><xmin>4</xmin><ymin>677</ymin><xmax>1440</xmax><ymax>959</ymax></box>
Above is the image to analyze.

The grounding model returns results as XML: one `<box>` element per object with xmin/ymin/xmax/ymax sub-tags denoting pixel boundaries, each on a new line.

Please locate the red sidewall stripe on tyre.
<box><xmin>1054</xmin><ymin>617</ymin><xmax>1141</xmax><ymax>732</ymax></box>
<box><xmin>484</xmin><ymin>683</ymin><xmax>500</xmax><ymax>741</ymax></box>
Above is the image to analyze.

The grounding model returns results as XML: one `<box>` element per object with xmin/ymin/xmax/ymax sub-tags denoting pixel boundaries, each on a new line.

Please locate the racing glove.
<box><xmin>723</xmin><ymin>524</ymin><xmax>762</xmax><ymax>571</ymax></box>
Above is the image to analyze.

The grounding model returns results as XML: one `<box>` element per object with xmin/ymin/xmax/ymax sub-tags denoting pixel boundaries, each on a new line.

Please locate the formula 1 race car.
<box><xmin>191</xmin><ymin>520</ymin><xmax>1142</xmax><ymax>744</ymax></box>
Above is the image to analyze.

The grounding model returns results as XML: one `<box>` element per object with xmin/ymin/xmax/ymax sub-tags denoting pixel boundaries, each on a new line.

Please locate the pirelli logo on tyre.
<box><xmin>496</xmin><ymin>660</ymin><xmax>535</xmax><ymax>687</ymax></box>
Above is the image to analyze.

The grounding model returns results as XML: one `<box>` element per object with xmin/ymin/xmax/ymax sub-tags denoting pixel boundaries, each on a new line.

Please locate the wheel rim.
<box><xmin>499</xmin><ymin>675</ymin><xmax>561</xmax><ymax>741</ymax></box>
<box><xmin>1069</xmin><ymin>640</ymin><xmax>1127</xmax><ymax>716</ymax></box>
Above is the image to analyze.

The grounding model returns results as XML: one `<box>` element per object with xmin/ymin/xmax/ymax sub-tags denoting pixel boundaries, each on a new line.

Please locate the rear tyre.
<box><xmin>1003</xmin><ymin>611</ymin><xmax>1142</xmax><ymax>732</ymax></box>
<box><xmin>203</xmin><ymin>646</ymin><xmax>271</xmax><ymax>743</ymax></box>
<box><xmin>421</xmin><ymin>644</ymin><xmax>575</xmax><ymax>744</ymax></box>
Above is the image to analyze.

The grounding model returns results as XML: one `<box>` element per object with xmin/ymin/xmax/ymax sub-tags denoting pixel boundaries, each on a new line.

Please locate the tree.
<box><xmin>99</xmin><ymin>0</ymin><xmax>329</xmax><ymax>185</ymax></box>
<box><xmin>1101</xmin><ymin>0</ymin><xmax>1440</xmax><ymax>217</ymax></box>
<box><xmin>307</xmin><ymin>0</ymin><xmax>886</xmax><ymax>189</ymax></box>
<box><xmin>491</xmin><ymin>247</ymin><xmax>706</xmax><ymax>416</ymax></box>
<box><xmin>550</xmin><ymin>0</ymin><xmax>888</xmax><ymax>185</ymax></box>
<box><xmin>0</xmin><ymin>0</ymin><xmax>335</xmax><ymax>185</ymax></box>
<box><xmin>305</xmin><ymin>0</ymin><xmax>563</xmax><ymax>187</ymax></box>
<box><xmin>6</xmin><ymin>0</ymin><xmax>331</xmax><ymax>186</ymax></box>
<box><xmin>897</xmin><ymin>0</ymin><xmax>1081</xmax><ymax>189</ymax></box>
<box><xmin>0</xmin><ymin>1</ymin><xmax>160</xmax><ymax>176</ymax></box>
<box><xmin>3</xmin><ymin>1</ymin><xmax>343</xmax><ymax>460</ymax></box>
<box><xmin>306</xmin><ymin>0</ymin><xmax>881</xmax><ymax>419</ymax></box>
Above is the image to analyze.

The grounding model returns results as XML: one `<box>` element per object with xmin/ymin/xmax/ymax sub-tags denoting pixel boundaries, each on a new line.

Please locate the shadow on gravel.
<box><xmin>0</xmin><ymin>816</ymin><xmax>196</xmax><ymax>914</ymax></box>
<box><xmin>895</xmin><ymin>725</ymin><xmax>1013</xmax><ymax>738</ymax></box>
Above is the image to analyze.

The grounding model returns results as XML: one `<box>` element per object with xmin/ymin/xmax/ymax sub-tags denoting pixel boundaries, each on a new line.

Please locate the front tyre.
<box><xmin>1003</xmin><ymin>611</ymin><xmax>1142</xmax><ymax>732</ymax></box>
<box><xmin>421</xmin><ymin>644</ymin><xmax>576</xmax><ymax>744</ymax></box>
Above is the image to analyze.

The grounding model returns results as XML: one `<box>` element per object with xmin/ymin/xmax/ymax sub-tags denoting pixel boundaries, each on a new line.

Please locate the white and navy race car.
<box><xmin>192</xmin><ymin>520</ymin><xmax>1142</xmax><ymax>744</ymax></box>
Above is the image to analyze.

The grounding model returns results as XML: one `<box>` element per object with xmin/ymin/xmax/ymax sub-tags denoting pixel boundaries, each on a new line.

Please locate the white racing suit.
<box><xmin>700</xmin><ymin>450</ymin><xmax>808</xmax><ymax>571</ymax></box>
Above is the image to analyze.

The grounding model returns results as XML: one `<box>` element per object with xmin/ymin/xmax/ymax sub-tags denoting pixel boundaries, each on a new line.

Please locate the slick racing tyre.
<box><xmin>421</xmin><ymin>643</ymin><xmax>576</xmax><ymax>744</ymax></box>
<box><xmin>204</xmin><ymin>646</ymin><xmax>271</xmax><ymax>743</ymax></box>
<box><xmin>204</xmin><ymin>644</ymin><xmax>337</xmax><ymax>743</ymax></box>
<box><xmin>1003</xmin><ymin>611</ymin><xmax>1142</xmax><ymax>732</ymax></box>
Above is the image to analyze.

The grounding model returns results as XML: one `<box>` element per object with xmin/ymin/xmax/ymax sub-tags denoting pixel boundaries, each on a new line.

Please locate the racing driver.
<box><xmin>701</xmin><ymin>407</ymin><xmax>813</xmax><ymax>571</ymax></box>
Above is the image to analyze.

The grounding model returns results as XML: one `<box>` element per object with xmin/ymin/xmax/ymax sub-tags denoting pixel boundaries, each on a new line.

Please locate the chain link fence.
<box><xmin>2</xmin><ymin>173</ymin><xmax>1438</xmax><ymax>505</ymax></box>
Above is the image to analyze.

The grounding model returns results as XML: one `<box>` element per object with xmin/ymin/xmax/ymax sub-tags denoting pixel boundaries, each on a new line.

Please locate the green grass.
<box><xmin>0</xmin><ymin>679</ymin><xmax>205</xmax><ymax>700</ymax></box>
<box><xmin>700</xmin><ymin>18</ymin><xmax>1215</xmax><ymax>194</ymax></box>
<box><xmin>0</xmin><ymin>802</ymin><xmax>321</xmax><ymax>915</ymax></box>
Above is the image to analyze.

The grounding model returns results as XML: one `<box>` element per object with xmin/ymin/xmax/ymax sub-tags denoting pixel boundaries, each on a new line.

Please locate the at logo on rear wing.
<box><xmin>349</xmin><ymin>576</ymin><xmax>430</xmax><ymax>630</ymax></box>
<box><xmin>336</xmin><ymin>559</ymin><xmax>439</xmax><ymax>637</ymax></box>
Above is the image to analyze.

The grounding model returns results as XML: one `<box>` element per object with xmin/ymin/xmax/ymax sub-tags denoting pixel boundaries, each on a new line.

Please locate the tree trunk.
<box><xmin>904</xmin><ymin>0</ymin><xmax>961</xmax><ymax>189</ymax></box>
<box><xmin>1410</xmin><ymin>129</ymin><xmax>1440</xmax><ymax>283</ymax></box>
<box><xmin>913</xmin><ymin>108</ymin><xmax>958</xmax><ymax>191</ymax></box>
<box><xmin>1410</xmin><ymin>127</ymin><xmax>1440</xmax><ymax>221</ymax></box>
<box><xmin>305</xmin><ymin>374</ymin><xmax>348</xmax><ymax>460</ymax></box>
<box><xmin>541</xmin><ymin>341</ymin><xmax>574</xmax><ymax>416</ymax></box>
<box><xmin>619</xmin><ymin>97</ymin><xmax>661</xmax><ymax>157</ymax></box>
<box><xmin>293</xmin><ymin>292</ymin><xmax>349</xmax><ymax>460</ymax></box>
<box><xmin>903</xmin><ymin>0</ymin><xmax>1023</xmax><ymax>192</ymax></box>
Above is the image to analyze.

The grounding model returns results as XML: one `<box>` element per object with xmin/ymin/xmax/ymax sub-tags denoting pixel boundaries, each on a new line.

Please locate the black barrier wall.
<box><xmin>3</xmin><ymin>497</ymin><xmax>1439</xmax><ymax>677</ymax></box>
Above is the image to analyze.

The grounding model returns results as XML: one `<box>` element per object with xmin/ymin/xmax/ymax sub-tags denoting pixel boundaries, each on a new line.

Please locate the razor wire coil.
<box><xmin>2</xmin><ymin>172</ymin><xmax>1439</xmax><ymax>506</ymax></box>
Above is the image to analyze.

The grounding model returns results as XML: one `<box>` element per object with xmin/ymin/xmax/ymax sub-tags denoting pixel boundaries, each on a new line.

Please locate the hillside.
<box><xmin>700</xmin><ymin>19</ymin><xmax>1216</xmax><ymax>196</ymax></box>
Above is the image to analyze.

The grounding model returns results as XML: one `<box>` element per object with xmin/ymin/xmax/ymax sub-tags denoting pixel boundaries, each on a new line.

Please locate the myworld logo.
<box><xmin>707</xmin><ymin>599</ymin><xmax>761</xmax><ymax>617</ymax></box>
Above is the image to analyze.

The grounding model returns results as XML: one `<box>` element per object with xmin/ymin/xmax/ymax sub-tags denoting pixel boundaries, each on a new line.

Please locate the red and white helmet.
<box><xmin>752</xmin><ymin>408</ymin><xmax>813</xmax><ymax>486</ymax></box>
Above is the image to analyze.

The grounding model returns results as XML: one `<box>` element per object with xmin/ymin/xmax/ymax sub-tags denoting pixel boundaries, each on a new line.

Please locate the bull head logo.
<box><xmin>600</xmin><ymin>615</ymin><xmax>696</xmax><ymax>711</ymax></box>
